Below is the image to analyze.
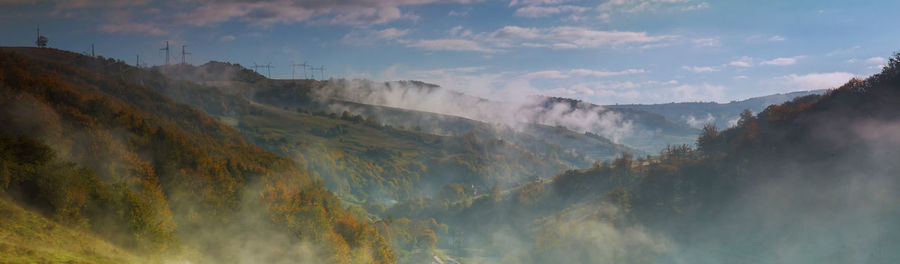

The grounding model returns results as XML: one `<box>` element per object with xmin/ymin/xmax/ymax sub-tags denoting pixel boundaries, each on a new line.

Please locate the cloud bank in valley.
<box><xmin>313</xmin><ymin>79</ymin><xmax>634</xmax><ymax>142</ymax></box>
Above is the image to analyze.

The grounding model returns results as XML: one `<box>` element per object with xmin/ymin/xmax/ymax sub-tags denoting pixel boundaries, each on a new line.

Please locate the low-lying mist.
<box><xmin>314</xmin><ymin>79</ymin><xmax>634</xmax><ymax>142</ymax></box>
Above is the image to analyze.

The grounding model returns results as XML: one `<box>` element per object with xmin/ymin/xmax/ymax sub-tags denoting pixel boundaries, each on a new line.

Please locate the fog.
<box><xmin>313</xmin><ymin>79</ymin><xmax>634</xmax><ymax>142</ymax></box>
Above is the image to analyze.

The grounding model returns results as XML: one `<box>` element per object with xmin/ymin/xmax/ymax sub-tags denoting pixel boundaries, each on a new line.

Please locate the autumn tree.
<box><xmin>696</xmin><ymin>123</ymin><xmax>719</xmax><ymax>155</ymax></box>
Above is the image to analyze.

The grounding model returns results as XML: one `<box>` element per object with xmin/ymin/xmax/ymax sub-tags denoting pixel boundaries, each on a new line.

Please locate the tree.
<box><xmin>737</xmin><ymin>109</ymin><xmax>755</xmax><ymax>127</ymax></box>
<box><xmin>696</xmin><ymin>123</ymin><xmax>719</xmax><ymax>154</ymax></box>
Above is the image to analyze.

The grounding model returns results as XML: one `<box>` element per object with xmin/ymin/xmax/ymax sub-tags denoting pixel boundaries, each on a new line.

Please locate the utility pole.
<box><xmin>91</xmin><ymin>44</ymin><xmax>95</xmax><ymax>57</ymax></box>
<box><xmin>181</xmin><ymin>45</ymin><xmax>190</xmax><ymax>65</ymax></box>
<box><xmin>136</xmin><ymin>54</ymin><xmax>139</xmax><ymax>67</ymax></box>
<box><xmin>265</xmin><ymin>62</ymin><xmax>273</xmax><ymax>78</ymax></box>
<box><xmin>160</xmin><ymin>41</ymin><xmax>170</xmax><ymax>66</ymax></box>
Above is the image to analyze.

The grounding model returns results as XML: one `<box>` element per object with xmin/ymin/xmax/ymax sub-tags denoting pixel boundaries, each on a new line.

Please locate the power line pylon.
<box><xmin>160</xmin><ymin>41</ymin><xmax>170</xmax><ymax>66</ymax></box>
<box><xmin>181</xmin><ymin>45</ymin><xmax>191</xmax><ymax>65</ymax></box>
<box><xmin>291</xmin><ymin>61</ymin><xmax>309</xmax><ymax>80</ymax></box>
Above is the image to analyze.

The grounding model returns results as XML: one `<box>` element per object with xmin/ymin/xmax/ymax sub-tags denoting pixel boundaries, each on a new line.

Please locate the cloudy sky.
<box><xmin>1</xmin><ymin>0</ymin><xmax>897</xmax><ymax>104</ymax></box>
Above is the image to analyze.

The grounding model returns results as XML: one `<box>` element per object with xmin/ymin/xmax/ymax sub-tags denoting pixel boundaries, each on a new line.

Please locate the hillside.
<box><xmin>379</xmin><ymin>54</ymin><xmax>900</xmax><ymax>263</ymax></box>
<box><xmin>144</xmin><ymin>62</ymin><xmax>638</xmax><ymax>201</ymax></box>
<box><xmin>538</xmin><ymin>96</ymin><xmax>699</xmax><ymax>153</ymax></box>
<box><xmin>6</xmin><ymin>45</ymin><xmax>895</xmax><ymax>264</ymax></box>
<box><xmin>0</xmin><ymin>47</ymin><xmax>605</xmax><ymax>263</ymax></box>
<box><xmin>160</xmin><ymin>63</ymin><xmax>690</xmax><ymax>154</ymax></box>
<box><xmin>0</xmin><ymin>198</ymin><xmax>146</xmax><ymax>263</ymax></box>
<box><xmin>608</xmin><ymin>89</ymin><xmax>826</xmax><ymax>129</ymax></box>
<box><xmin>161</xmin><ymin>63</ymin><xmax>641</xmax><ymax>160</ymax></box>
<box><xmin>0</xmin><ymin>47</ymin><xmax>394</xmax><ymax>263</ymax></box>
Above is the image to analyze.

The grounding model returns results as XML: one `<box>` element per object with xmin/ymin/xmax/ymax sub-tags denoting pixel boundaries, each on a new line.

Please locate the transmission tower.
<box><xmin>181</xmin><ymin>45</ymin><xmax>191</xmax><ymax>65</ymax></box>
<box><xmin>252</xmin><ymin>63</ymin><xmax>274</xmax><ymax>78</ymax></box>
<box><xmin>313</xmin><ymin>66</ymin><xmax>326</xmax><ymax>80</ymax></box>
<box><xmin>160</xmin><ymin>41</ymin><xmax>170</xmax><ymax>65</ymax></box>
<box><xmin>291</xmin><ymin>61</ymin><xmax>309</xmax><ymax>80</ymax></box>
<box><xmin>35</xmin><ymin>26</ymin><xmax>48</xmax><ymax>48</ymax></box>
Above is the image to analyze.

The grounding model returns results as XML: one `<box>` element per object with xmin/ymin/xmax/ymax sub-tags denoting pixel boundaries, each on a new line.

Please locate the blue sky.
<box><xmin>1</xmin><ymin>0</ymin><xmax>897</xmax><ymax>104</ymax></box>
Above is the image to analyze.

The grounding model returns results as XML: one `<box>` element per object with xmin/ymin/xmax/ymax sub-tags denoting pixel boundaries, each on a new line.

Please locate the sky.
<box><xmin>1</xmin><ymin>0</ymin><xmax>898</xmax><ymax>105</ymax></box>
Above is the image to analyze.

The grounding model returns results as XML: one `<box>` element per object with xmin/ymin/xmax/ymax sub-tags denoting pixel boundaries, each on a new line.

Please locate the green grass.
<box><xmin>0</xmin><ymin>198</ymin><xmax>147</xmax><ymax>264</ymax></box>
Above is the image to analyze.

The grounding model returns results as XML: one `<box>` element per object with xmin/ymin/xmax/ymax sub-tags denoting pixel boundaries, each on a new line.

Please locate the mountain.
<box><xmin>378</xmin><ymin>54</ymin><xmax>900</xmax><ymax>263</ymax></box>
<box><xmin>537</xmin><ymin>96</ymin><xmax>700</xmax><ymax>154</ymax></box>
<box><xmin>219</xmin><ymin>71</ymin><xmax>695</xmax><ymax>155</ymax></box>
<box><xmin>7</xmin><ymin>45</ymin><xmax>893</xmax><ymax>264</ymax></box>
<box><xmin>0</xmin><ymin>47</ymin><xmax>394</xmax><ymax>263</ymax></box>
<box><xmin>163</xmin><ymin>63</ymin><xmax>644</xmax><ymax>159</ymax></box>
<box><xmin>607</xmin><ymin>89</ymin><xmax>827</xmax><ymax>129</ymax></box>
<box><xmin>140</xmin><ymin>62</ymin><xmax>643</xmax><ymax>201</ymax></box>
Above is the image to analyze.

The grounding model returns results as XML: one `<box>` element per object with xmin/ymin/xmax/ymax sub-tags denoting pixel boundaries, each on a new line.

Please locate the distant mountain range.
<box><xmin>607</xmin><ymin>90</ymin><xmax>827</xmax><ymax>129</ymax></box>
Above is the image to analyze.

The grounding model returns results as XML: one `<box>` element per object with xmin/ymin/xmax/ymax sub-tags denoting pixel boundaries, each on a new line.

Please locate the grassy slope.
<box><xmin>0</xmin><ymin>198</ymin><xmax>146</xmax><ymax>264</ymax></box>
<box><xmin>0</xmin><ymin>47</ymin><xmax>395</xmax><ymax>263</ymax></box>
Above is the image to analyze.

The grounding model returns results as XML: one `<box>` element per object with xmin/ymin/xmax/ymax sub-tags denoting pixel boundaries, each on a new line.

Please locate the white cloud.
<box><xmin>448</xmin><ymin>8</ymin><xmax>470</xmax><ymax>16</ymax></box>
<box><xmin>489</xmin><ymin>26</ymin><xmax>677</xmax><ymax>49</ymax></box>
<box><xmin>682</xmin><ymin>65</ymin><xmax>718</xmax><ymax>73</ymax></box>
<box><xmin>168</xmin><ymin>0</ymin><xmax>481</xmax><ymax>27</ymax></box>
<box><xmin>778</xmin><ymin>72</ymin><xmax>856</xmax><ymax>90</ymax></box>
<box><xmin>522</xmin><ymin>68</ymin><xmax>646</xmax><ymax>79</ymax></box>
<box><xmin>728</xmin><ymin>56</ymin><xmax>753</xmax><ymax>67</ymax></box>
<box><xmin>670</xmin><ymin>83</ymin><xmax>725</xmax><ymax>102</ymax></box>
<box><xmin>596</xmin><ymin>0</ymin><xmax>708</xmax><ymax>20</ymax></box>
<box><xmin>514</xmin><ymin>5</ymin><xmax>589</xmax><ymax>18</ymax></box>
<box><xmin>692</xmin><ymin>37</ymin><xmax>719</xmax><ymax>47</ymax></box>
<box><xmin>760</xmin><ymin>56</ymin><xmax>803</xmax><ymax>66</ymax></box>
<box><xmin>865</xmin><ymin>57</ymin><xmax>886</xmax><ymax>65</ymax></box>
<box><xmin>508</xmin><ymin>0</ymin><xmax>575</xmax><ymax>7</ymax></box>
<box><xmin>826</xmin><ymin>45</ymin><xmax>861</xmax><ymax>56</ymax></box>
<box><xmin>219</xmin><ymin>35</ymin><xmax>236</xmax><ymax>42</ymax></box>
<box><xmin>448</xmin><ymin>26</ymin><xmax>473</xmax><ymax>37</ymax></box>
<box><xmin>661</xmin><ymin>80</ymin><xmax>679</xmax><ymax>85</ymax></box>
<box><xmin>680</xmin><ymin>2</ymin><xmax>709</xmax><ymax>11</ymax></box>
<box><xmin>342</xmin><ymin>28</ymin><xmax>410</xmax><ymax>45</ymax></box>
<box><xmin>377</xmin><ymin>28</ymin><xmax>409</xmax><ymax>39</ymax></box>
<box><xmin>769</xmin><ymin>35</ymin><xmax>786</xmax><ymax>41</ymax></box>
<box><xmin>734</xmin><ymin>75</ymin><xmax>748</xmax><ymax>80</ymax></box>
<box><xmin>411</xmin><ymin>25</ymin><xmax>676</xmax><ymax>53</ymax></box>
<box><xmin>98</xmin><ymin>22</ymin><xmax>167</xmax><ymax>35</ymax></box>
<box><xmin>408</xmin><ymin>39</ymin><xmax>498</xmax><ymax>53</ymax></box>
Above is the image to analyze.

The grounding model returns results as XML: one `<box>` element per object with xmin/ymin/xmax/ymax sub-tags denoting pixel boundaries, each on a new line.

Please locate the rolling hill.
<box><xmin>0</xmin><ymin>47</ymin><xmax>394</xmax><ymax>263</ymax></box>
<box><xmin>378</xmin><ymin>53</ymin><xmax>900</xmax><ymax>263</ymax></box>
<box><xmin>608</xmin><ymin>89</ymin><xmax>827</xmax><ymax>129</ymax></box>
